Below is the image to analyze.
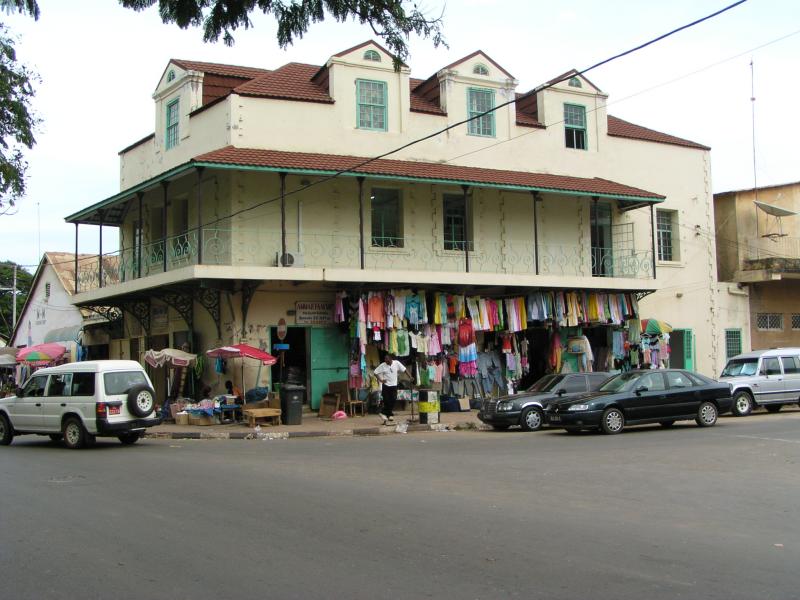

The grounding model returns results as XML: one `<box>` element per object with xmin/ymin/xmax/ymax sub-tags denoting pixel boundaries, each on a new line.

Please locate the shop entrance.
<box><xmin>308</xmin><ymin>327</ymin><xmax>349</xmax><ymax>411</ymax></box>
<box><xmin>670</xmin><ymin>329</ymin><xmax>694</xmax><ymax>370</ymax></box>
<box><xmin>270</xmin><ymin>325</ymin><xmax>308</xmax><ymax>401</ymax></box>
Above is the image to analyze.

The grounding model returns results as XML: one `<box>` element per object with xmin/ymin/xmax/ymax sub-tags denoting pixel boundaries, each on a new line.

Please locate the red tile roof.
<box><xmin>409</xmin><ymin>78</ymin><xmax>445</xmax><ymax>115</ymax></box>
<box><xmin>170</xmin><ymin>59</ymin><xmax>270</xmax><ymax>79</ymax></box>
<box><xmin>234</xmin><ymin>63</ymin><xmax>333</xmax><ymax>103</ymax></box>
<box><xmin>194</xmin><ymin>146</ymin><xmax>664</xmax><ymax>200</ymax></box>
<box><xmin>607</xmin><ymin>115</ymin><xmax>709</xmax><ymax>150</ymax></box>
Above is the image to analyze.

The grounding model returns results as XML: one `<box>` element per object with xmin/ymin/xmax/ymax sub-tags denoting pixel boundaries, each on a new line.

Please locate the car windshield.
<box><xmin>598</xmin><ymin>372</ymin><xmax>642</xmax><ymax>392</ymax></box>
<box><xmin>525</xmin><ymin>375</ymin><xmax>563</xmax><ymax>393</ymax></box>
<box><xmin>721</xmin><ymin>359</ymin><xmax>758</xmax><ymax>377</ymax></box>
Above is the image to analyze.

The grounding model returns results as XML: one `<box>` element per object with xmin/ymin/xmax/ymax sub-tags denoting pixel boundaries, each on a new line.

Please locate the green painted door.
<box><xmin>679</xmin><ymin>328</ymin><xmax>694</xmax><ymax>371</ymax></box>
<box><xmin>309</xmin><ymin>327</ymin><xmax>349</xmax><ymax>410</ymax></box>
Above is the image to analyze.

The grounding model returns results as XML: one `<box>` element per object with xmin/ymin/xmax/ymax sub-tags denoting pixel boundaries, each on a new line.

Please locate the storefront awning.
<box><xmin>66</xmin><ymin>147</ymin><xmax>665</xmax><ymax>225</ymax></box>
<box><xmin>44</xmin><ymin>325</ymin><xmax>82</xmax><ymax>344</ymax></box>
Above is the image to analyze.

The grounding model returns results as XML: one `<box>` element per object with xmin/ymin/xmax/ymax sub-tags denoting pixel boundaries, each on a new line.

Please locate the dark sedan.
<box><xmin>478</xmin><ymin>372</ymin><xmax>610</xmax><ymax>431</ymax></box>
<box><xmin>546</xmin><ymin>369</ymin><xmax>733</xmax><ymax>434</ymax></box>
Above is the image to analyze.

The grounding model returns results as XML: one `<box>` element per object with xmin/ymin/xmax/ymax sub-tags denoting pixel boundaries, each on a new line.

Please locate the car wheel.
<box><xmin>127</xmin><ymin>385</ymin><xmax>156</xmax><ymax>418</ymax></box>
<box><xmin>48</xmin><ymin>434</ymin><xmax>63</xmax><ymax>442</ymax></box>
<box><xmin>765</xmin><ymin>404</ymin><xmax>782</xmax><ymax>414</ymax></box>
<box><xmin>491</xmin><ymin>424</ymin><xmax>510</xmax><ymax>431</ymax></box>
<box><xmin>520</xmin><ymin>407</ymin><xmax>544</xmax><ymax>432</ymax></box>
<box><xmin>62</xmin><ymin>417</ymin><xmax>88</xmax><ymax>449</ymax></box>
<box><xmin>731</xmin><ymin>391</ymin><xmax>753</xmax><ymax>417</ymax></box>
<box><xmin>696</xmin><ymin>401</ymin><xmax>718</xmax><ymax>427</ymax></box>
<box><xmin>600</xmin><ymin>408</ymin><xmax>624</xmax><ymax>435</ymax></box>
<box><xmin>0</xmin><ymin>413</ymin><xmax>14</xmax><ymax>446</ymax></box>
<box><xmin>564</xmin><ymin>427</ymin><xmax>582</xmax><ymax>435</ymax></box>
<box><xmin>118</xmin><ymin>432</ymin><xmax>141</xmax><ymax>445</ymax></box>
<box><xmin>659</xmin><ymin>420</ymin><xmax>675</xmax><ymax>428</ymax></box>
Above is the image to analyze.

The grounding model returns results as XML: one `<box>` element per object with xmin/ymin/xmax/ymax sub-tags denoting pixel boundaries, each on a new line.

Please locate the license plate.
<box><xmin>550</xmin><ymin>415</ymin><xmax>561</xmax><ymax>423</ymax></box>
<box><xmin>109</xmin><ymin>406</ymin><xmax>120</xmax><ymax>416</ymax></box>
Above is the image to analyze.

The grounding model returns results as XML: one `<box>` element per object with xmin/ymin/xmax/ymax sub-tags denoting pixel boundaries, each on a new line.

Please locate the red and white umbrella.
<box><xmin>206</xmin><ymin>344</ymin><xmax>277</xmax><ymax>396</ymax></box>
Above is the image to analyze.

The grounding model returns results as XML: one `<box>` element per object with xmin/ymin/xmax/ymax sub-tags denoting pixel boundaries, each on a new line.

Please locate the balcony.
<box><xmin>737</xmin><ymin>237</ymin><xmax>800</xmax><ymax>282</ymax></box>
<box><xmin>76</xmin><ymin>228</ymin><xmax>654</xmax><ymax>293</ymax></box>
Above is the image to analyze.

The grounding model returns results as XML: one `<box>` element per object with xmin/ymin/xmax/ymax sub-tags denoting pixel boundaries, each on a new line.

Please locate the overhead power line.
<box><xmin>33</xmin><ymin>1</ymin><xmax>750</xmax><ymax>270</ymax></box>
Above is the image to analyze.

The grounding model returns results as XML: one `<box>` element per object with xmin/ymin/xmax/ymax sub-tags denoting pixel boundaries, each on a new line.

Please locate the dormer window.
<box><xmin>473</xmin><ymin>64</ymin><xmax>489</xmax><ymax>76</ymax></box>
<box><xmin>467</xmin><ymin>88</ymin><xmax>495</xmax><ymax>137</ymax></box>
<box><xmin>363</xmin><ymin>49</ymin><xmax>381</xmax><ymax>62</ymax></box>
<box><xmin>356</xmin><ymin>80</ymin><xmax>387</xmax><ymax>131</ymax></box>
<box><xmin>165</xmin><ymin>98</ymin><xmax>180</xmax><ymax>150</ymax></box>
<box><xmin>568</xmin><ymin>76</ymin><xmax>582</xmax><ymax>88</ymax></box>
<box><xmin>167</xmin><ymin>70</ymin><xmax>176</xmax><ymax>82</ymax></box>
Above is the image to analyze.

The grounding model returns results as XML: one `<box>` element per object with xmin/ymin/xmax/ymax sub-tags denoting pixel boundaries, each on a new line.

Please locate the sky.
<box><xmin>1</xmin><ymin>0</ymin><xmax>798</xmax><ymax>271</ymax></box>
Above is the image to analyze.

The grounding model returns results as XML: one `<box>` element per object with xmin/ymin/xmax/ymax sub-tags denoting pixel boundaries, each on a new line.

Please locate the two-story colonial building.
<box><xmin>65</xmin><ymin>41</ymin><xmax>746</xmax><ymax>406</ymax></box>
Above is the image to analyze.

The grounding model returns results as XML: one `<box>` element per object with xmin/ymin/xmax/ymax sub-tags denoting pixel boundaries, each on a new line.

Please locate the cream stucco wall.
<box><xmin>101</xmin><ymin>44</ymin><xmax>753</xmax><ymax>377</ymax></box>
<box><xmin>11</xmin><ymin>264</ymin><xmax>83</xmax><ymax>348</ymax></box>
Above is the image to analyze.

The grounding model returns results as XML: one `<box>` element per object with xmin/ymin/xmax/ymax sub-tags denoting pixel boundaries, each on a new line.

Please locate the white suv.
<box><xmin>0</xmin><ymin>360</ymin><xmax>161</xmax><ymax>448</ymax></box>
<box><xmin>720</xmin><ymin>348</ymin><xmax>800</xmax><ymax>416</ymax></box>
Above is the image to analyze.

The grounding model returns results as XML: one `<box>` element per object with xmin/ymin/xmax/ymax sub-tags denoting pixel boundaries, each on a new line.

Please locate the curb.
<box><xmin>144</xmin><ymin>420</ymin><xmax>483</xmax><ymax>441</ymax></box>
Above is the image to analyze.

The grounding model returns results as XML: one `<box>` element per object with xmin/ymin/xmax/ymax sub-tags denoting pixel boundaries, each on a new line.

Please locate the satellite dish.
<box><xmin>754</xmin><ymin>200</ymin><xmax>796</xmax><ymax>240</ymax></box>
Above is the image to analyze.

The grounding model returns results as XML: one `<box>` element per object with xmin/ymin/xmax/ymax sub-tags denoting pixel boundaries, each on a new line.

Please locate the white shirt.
<box><xmin>373</xmin><ymin>360</ymin><xmax>407</xmax><ymax>387</ymax></box>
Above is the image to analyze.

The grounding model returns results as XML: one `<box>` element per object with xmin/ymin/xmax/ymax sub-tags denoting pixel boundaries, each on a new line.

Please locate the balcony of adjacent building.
<box><xmin>735</xmin><ymin>236</ymin><xmax>800</xmax><ymax>283</ymax></box>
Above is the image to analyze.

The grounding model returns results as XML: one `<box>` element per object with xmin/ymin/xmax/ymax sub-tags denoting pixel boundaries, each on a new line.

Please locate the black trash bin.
<box><xmin>280</xmin><ymin>384</ymin><xmax>305</xmax><ymax>425</ymax></box>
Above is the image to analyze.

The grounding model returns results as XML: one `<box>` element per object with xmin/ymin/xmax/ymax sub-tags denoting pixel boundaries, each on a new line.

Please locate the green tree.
<box><xmin>119</xmin><ymin>0</ymin><xmax>446</xmax><ymax>68</ymax></box>
<box><xmin>0</xmin><ymin>0</ymin><xmax>40</xmax><ymax>215</ymax></box>
<box><xmin>0</xmin><ymin>261</ymin><xmax>32</xmax><ymax>341</ymax></box>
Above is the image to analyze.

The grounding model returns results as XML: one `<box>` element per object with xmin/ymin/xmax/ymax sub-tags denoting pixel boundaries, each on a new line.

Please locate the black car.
<box><xmin>478</xmin><ymin>372</ymin><xmax>611</xmax><ymax>431</ymax></box>
<box><xmin>546</xmin><ymin>369</ymin><xmax>733</xmax><ymax>434</ymax></box>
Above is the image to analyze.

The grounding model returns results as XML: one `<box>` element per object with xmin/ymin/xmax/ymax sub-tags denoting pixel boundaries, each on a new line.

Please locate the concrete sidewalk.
<box><xmin>145</xmin><ymin>409</ymin><xmax>488</xmax><ymax>440</ymax></box>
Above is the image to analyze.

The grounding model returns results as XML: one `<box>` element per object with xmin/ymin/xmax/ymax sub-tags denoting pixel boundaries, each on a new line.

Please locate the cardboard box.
<box><xmin>188</xmin><ymin>414</ymin><xmax>216</xmax><ymax>426</ymax></box>
<box><xmin>175</xmin><ymin>412</ymin><xmax>189</xmax><ymax>425</ymax></box>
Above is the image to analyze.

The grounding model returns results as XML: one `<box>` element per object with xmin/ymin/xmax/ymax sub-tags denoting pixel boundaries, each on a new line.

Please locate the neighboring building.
<box><xmin>9</xmin><ymin>252</ymin><xmax>118</xmax><ymax>359</ymax></box>
<box><xmin>65</xmin><ymin>41</ymin><xmax>745</xmax><ymax>405</ymax></box>
<box><xmin>715</xmin><ymin>180</ymin><xmax>800</xmax><ymax>354</ymax></box>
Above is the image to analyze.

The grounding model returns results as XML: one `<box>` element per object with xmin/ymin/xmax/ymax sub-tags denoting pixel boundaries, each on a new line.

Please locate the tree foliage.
<box><xmin>120</xmin><ymin>0</ymin><xmax>446</xmax><ymax>68</ymax></box>
<box><xmin>0</xmin><ymin>261</ymin><xmax>32</xmax><ymax>341</ymax></box>
<box><xmin>0</xmin><ymin>0</ymin><xmax>40</xmax><ymax>216</ymax></box>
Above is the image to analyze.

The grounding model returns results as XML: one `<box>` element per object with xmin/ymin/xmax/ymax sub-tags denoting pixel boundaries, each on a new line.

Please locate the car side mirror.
<box><xmin>556</xmin><ymin>389</ymin><xmax>567</xmax><ymax>396</ymax></box>
<box><xmin>15</xmin><ymin>387</ymin><xmax>24</xmax><ymax>398</ymax></box>
<box><xmin>635</xmin><ymin>385</ymin><xmax>648</xmax><ymax>395</ymax></box>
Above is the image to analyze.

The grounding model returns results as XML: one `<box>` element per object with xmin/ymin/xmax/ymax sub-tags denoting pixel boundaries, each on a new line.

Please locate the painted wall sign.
<box><xmin>295</xmin><ymin>301</ymin><xmax>334</xmax><ymax>325</ymax></box>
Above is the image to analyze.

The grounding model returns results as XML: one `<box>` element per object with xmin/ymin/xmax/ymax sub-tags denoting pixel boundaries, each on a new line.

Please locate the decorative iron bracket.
<box><xmin>634</xmin><ymin>290</ymin><xmax>656</xmax><ymax>301</ymax></box>
<box><xmin>154</xmin><ymin>287</ymin><xmax>194</xmax><ymax>332</ymax></box>
<box><xmin>195</xmin><ymin>287</ymin><xmax>222</xmax><ymax>339</ymax></box>
<box><xmin>82</xmin><ymin>305</ymin><xmax>124</xmax><ymax>339</ymax></box>
<box><xmin>121</xmin><ymin>298</ymin><xmax>151</xmax><ymax>337</ymax></box>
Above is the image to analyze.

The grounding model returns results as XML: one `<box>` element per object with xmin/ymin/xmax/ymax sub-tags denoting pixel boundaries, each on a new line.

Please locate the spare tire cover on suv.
<box><xmin>127</xmin><ymin>384</ymin><xmax>156</xmax><ymax>418</ymax></box>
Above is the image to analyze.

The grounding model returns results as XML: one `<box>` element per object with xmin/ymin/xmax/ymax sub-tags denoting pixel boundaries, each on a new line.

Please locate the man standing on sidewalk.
<box><xmin>374</xmin><ymin>353</ymin><xmax>406</xmax><ymax>424</ymax></box>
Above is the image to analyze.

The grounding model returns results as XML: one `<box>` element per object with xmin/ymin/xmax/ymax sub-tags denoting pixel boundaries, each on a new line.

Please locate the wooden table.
<box><xmin>243</xmin><ymin>408</ymin><xmax>282</xmax><ymax>427</ymax></box>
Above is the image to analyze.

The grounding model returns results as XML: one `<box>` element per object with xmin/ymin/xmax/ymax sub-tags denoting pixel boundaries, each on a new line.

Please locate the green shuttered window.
<box><xmin>467</xmin><ymin>88</ymin><xmax>495</xmax><ymax>137</ymax></box>
<box><xmin>357</xmin><ymin>80</ymin><xmax>387</xmax><ymax>131</ymax></box>
<box><xmin>165</xmin><ymin>99</ymin><xmax>179</xmax><ymax>150</ymax></box>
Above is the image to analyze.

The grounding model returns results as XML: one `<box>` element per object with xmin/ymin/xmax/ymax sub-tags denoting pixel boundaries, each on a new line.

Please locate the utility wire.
<box><xmin>27</xmin><ymin>1</ymin><xmax>750</xmax><ymax>270</ymax></box>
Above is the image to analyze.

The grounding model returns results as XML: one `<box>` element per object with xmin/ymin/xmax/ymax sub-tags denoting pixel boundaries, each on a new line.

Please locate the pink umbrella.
<box><xmin>206</xmin><ymin>344</ymin><xmax>277</xmax><ymax>396</ymax></box>
<box><xmin>17</xmin><ymin>342</ymin><xmax>67</xmax><ymax>366</ymax></box>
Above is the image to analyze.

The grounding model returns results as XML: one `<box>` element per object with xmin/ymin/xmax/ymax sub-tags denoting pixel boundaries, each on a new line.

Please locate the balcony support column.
<box><xmin>357</xmin><ymin>176</ymin><xmax>365</xmax><ymax>270</ymax></box>
<box><xmin>462</xmin><ymin>185</ymin><xmax>470</xmax><ymax>273</ymax></box>
<box><xmin>531</xmin><ymin>191</ymin><xmax>540</xmax><ymax>275</ymax></box>
<box><xmin>650</xmin><ymin>203</ymin><xmax>657</xmax><ymax>279</ymax></box>
<box><xmin>162</xmin><ymin>182</ymin><xmax>169</xmax><ymax>273</ymax></box>
<box><xmin>98</xmin><ymin>211</ymin><xmax>104</xmax><ymax>288</ymax></box>
<box><xmin>74</xmin><ymin>223</ymin><xmax>79</xmax><ymax>294</ymax></box>
<box><xmin>280</xmin><ymin>172</ymin><xmax>287</xmax><ymax>263</ymax></box>
<box><xmin>196</xmin><ymin>168</ymin><xmax>204</xmax><ymax>265</ymax></box>
<box><xmin>137</xmin><ymin>192</ymin><xmax>143</xmax><ymax>278</ymax></box>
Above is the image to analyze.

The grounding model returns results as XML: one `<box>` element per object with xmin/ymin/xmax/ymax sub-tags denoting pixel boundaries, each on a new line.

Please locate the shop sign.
<box><xmin>295</xmin><ymin>301</ymin><xmax>334</xmax><ymax>325</ymax></box>
<box><xmin>277</xmin><ymin>318</ymin><xmax>287</xmax><ymax>340</ymax></box>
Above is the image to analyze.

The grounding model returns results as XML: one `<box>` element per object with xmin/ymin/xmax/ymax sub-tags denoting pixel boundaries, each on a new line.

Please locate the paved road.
<box><xmin>2</xmin><ymin>411</ymin><xmax>799</xmax><ymax>600</ymax></box>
